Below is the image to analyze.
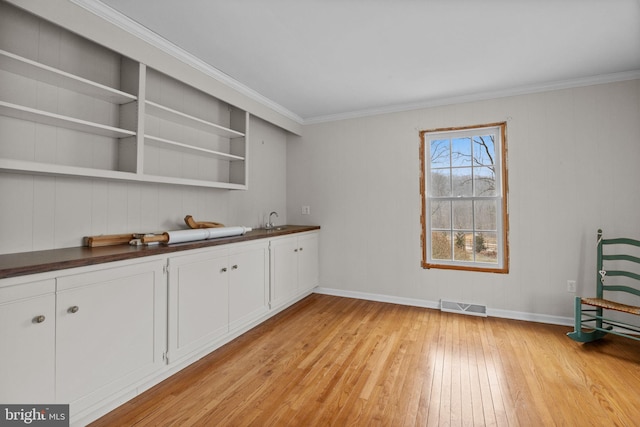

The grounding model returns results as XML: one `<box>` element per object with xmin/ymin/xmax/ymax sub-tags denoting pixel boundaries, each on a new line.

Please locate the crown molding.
<box><xmin>304</xmin><ymin>70</ymin><xmax>640</xmax><ymax>125</ymax></box>
<box><xmin>69</xmin><ymin>0</ymin><xmax>304</xmax><ymax>125</ymax></box>
<box><xmin>67</xmin><ymin>1</ymin><xmax>640</xmax><ymax>128</ymax></box>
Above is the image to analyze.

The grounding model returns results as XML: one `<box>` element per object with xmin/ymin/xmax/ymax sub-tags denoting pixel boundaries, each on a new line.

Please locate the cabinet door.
<box><xmin>0</xmin><ymin>280</ymin><xmax>55</xmax><ymax>403</ymax></box>
<box><xmin>55</xmin><ymin>261</ymin><xmax>166</xmax><ymax>410</ymax></box>
<box><xmin>228</xmin><ymin>242</ymin><xmax>268</xmax><ymax>329</ymax></box>
<box><xmin>168</xmin><ymin>249</ymin><xmax>229</xmax><ymax>363</ymax></box>
<box><xmin>269</xmin><ymin>236</ymin><xmax>300</xmax><ymax>307</ymax></box>
<box><xmin>298</xmin><ymin>233</ymin><xmax>319</xmax><ymax>293</ymax></box>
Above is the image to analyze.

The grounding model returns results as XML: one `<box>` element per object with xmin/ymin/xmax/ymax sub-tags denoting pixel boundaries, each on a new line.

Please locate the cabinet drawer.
<box><xmin>0</xmin><ymin>278</ymin><xmax>55</xmax><ymax>303</ymax></box>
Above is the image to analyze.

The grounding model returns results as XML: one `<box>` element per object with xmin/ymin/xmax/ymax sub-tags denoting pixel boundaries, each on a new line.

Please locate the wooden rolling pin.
<box><xmin>140</xmin><ymin>233</ymin><xmax>170</xmax><ymax>244</ymax></box>
<box><xmin>85</xmin><ymin>233</ymin><xmax>141</xmax><ymax>247</ymax></box>
<box><xmin>140</xmin><ymin>227</ymin><xmax>250</xmax><ymax>245</ymax></box>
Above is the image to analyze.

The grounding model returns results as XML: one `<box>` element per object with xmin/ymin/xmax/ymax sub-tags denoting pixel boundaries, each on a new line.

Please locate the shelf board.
<box><xmin>145</xmin><ymin>135</ymin><xmax>244</xmax><ymax>161</ymax></box>
<box><xmin>0</xmin><ymin>158</ymin><xmax>137</xmax><ymax>181</ymax></box>
<box><xmin>0</xmin><ymin>49</ymin><xmax>136</xmax><ymax>104</ymax></box>
<box><xmin>0</xmin><ymin>158</ymin><xmax>247</xmax><ymax>190</ymax></box>
<box><xmin>145</xmin><ymin>101</ymin><xmax>244</xmax><ymax>139</ymax></box>
<box><xmin>139</xmin><ymin>173</ymin><xmax>247</xmax><ymax>190</ymax></box>
<box><xmin>0</xmin><ymin>101</ymin><xmax>136</xmax><ymax>138</ymax></box>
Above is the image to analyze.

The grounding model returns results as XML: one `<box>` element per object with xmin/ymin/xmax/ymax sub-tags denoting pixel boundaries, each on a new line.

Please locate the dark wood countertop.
<box><xmin>0</xmin><ymin>225</ymin><xmax>320</xmax><ymax>280</ymax></box>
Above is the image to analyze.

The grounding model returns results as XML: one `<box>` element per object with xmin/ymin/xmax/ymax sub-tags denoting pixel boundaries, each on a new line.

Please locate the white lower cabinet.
<box><xmin>270</xmin><ymin>232</ymin><xmax>319</xmax><ymax>309</ymax></box>
<box><xmin>0</xmin><ymin>279</ymin><xmax>56</xmax><ymax>404</ymax></box>
<box><xmin>0</xmin><ymin>260</ymin><xmax>166</xmax><ymax>422</ymax></box>
<box><xmin>297</xmin><ymin>232</ymin><xmax>320</xmax><ymax>293</ymax></box>
<box><xmin>228</xmin><ymin>242</ymin><xmax>269</xmax><ymax>330</ymax></box>
<box><xmin>269</xmin><ymin>236</ymin><xmax>299</xmax><ymax>307</ymax></box>
<box><xmin>0</xmin><ymin>229</ymin><xmax>316</xmax><ymax>425</ymax></box>
<box><xmin>55</xmin><ymin>260</ymin><xmax>166</xmax><ymax>416</ymax></box>
<box><xmin>168</xmin><ymin>247</ymin><xmax>230</xmax><ymax>363</ymax></box>
<box><xmin>167</xmin><ymin>240</ymin><xmax>269</xmax><ymax>363</ymax></box>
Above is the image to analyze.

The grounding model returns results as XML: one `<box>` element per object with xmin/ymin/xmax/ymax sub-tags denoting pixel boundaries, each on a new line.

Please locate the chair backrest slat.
<box><xmin>597</xmin><ymin>229</ymin><xmax>640</xmax><ymax>300</ymax></box>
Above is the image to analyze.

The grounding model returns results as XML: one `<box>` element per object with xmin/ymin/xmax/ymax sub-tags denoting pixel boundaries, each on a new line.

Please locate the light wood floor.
<box><xmin>91</xmin><ymin>294</ymin><xmax>640</xmax><ymax>426</ymax></box>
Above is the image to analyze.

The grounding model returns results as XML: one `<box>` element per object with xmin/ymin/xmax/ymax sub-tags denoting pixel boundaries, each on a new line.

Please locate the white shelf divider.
<box><xmin>0</xmin><ymin>158</ymin><xmax>137</xmax><ymax>181</ymax></box>
<box><xmin>0</xmin><ymin>49</ymin><xmax>136</xmax><ymax>104</ymax></box>
<box><xmin>145</xmin><ymin>135</ymin><xmax>244</xmax><ymax>161</ymax></box>
<box><xmin>0</xmin><ymin>101</ymin><xmax>136</xmax><ymax>138</ymax></box>
<box><xmin>0</xmin><ymin>158</ymin><xmax>246</xmax><ymax>189</ymax></box>
<box><xmin>145</xmin><ymin>100</ymin><xmax>244</xmax><ymax>139</ymax></box>
<box><xmin>137</xmin><ymin>173</ymin><xmax>247</xmax><ymax>190</ymax></box>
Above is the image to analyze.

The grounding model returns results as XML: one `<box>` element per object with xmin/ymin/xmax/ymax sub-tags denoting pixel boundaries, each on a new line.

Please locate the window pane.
<box><xmin>475</xmin><ymin>232</ymin><xmax>498</xmax><ymax>263</ymax></box>
<box><xmin>421</xmin><ymin>123</ymin><xmax>507</xmax><ymax>272</ymax></box>
<box><xmin>473</xmin><ymin>135</ymin><xmax>495</xmax><ymax>166</ymax></box>
<box><xmin>451</xmin><ymin>137</ymin><xmax>472</xmax><ymax>167</ymax></box>
<box><xmin>474</xmin><ymin>166</ymin><xmax>496</xmax><ymax>196</ymax></box>
<box><xmin>430</xmin><ymin>169</ymin><xmax>451</xmax><ymax>197</ymax></box>
<box><xmin>454</xmin><ymin>231</ymin><xmax>473</xmax><ymax>261</ymax></box>
<box><xmin>474</xmin><ymin>200</ymin><xmax>497</xmax><ymax>231</ymax></box>
<box><xmin>430</xmin><ymin>139</ymin><xmax>450</xmax><ymax>168</ymax></box>
<box><xmin>431</xmin><ymin>231</ymin><xmax>452</xmax><ymax>260</ymax></box>
<box><xmin>452</xmin><ymin>167</ymin><xmax>472</xmax><ymax>196</ymax></box>
<box><xmin>431</xmin><ymin>200</ymin><xmax>451</xmax><ymax>229</ymax></box>
<box><xmin>452</xmin><ymin>200</ymin><xmax>472</xmax><ymax>230</ymax></box>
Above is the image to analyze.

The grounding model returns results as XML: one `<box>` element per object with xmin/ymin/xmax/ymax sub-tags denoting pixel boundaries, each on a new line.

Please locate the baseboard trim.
<box><xmin>486</xmin><ymin>307</ymin><xmax>573</xmax><ymax>327</ymax></box>
<box><xmin>314</xmin><ymin>287</ymin><xmax>574</xmax><ymax>327</ymax></box>
<box><xmin>314</xmin><ymin>287</ymin><xmax>440</xmax><ymax>310</ymax></box>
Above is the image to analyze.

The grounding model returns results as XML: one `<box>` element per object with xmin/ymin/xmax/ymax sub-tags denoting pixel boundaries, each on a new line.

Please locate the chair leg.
<box><xmin>567</xmin><ymin>296</ymin><xmax>607</xmax><ymax>342</ymax></box>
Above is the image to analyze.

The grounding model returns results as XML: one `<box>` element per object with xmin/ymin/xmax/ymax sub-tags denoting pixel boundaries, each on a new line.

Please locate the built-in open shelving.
<box><xmin>0</xmin><ymin>49</ymin><xmax>136</xmax><ymax>104</ymax></box>
<box><xmin>0</xmin><ymin>2</ymin><xmax>249</xmax><ymax>190</ymax></box>
<box><xmin>0</xmin><ymin>101</ymin><xmax>136</xmax><ymax>138</ymax></box>
<box><xmin>145</xmin><ymin>101</ymin><xmax>244</xmax><ymax>139</ymax></box>
<box><xmin>0</xmin><ymin>158</ymin><xmax>245</xmax><ymax>189</ymax></box>
<box><xmin>144</xmin><ymin>135</ymin><xmax>244</xmax><ymax>161</ymax></box>
<box><xmin>0</xmin><ymin>158</ymin><xmax>136</xmax><ymax>181</ymax></box>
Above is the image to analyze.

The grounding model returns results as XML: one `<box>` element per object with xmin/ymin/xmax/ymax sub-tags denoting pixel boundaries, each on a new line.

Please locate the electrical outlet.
<box><xmin>301</xmin><ymin>206</ymin><xmax>311</xmax><ymax>215</ymax></box>
<box><xmin>567</xmin><ymin>280</ymin><xmax>576</xmax><ymax>293</ymax></box>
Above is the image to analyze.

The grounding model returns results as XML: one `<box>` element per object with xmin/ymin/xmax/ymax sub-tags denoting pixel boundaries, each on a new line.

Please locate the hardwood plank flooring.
<box><xmin>90</xmin><ymin>294</ymin><xmax>640</xmax><ymax>426</ymax></box>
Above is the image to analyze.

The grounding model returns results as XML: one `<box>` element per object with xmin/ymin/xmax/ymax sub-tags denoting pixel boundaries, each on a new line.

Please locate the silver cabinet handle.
<box><xmin>68</xmin><ymin>306</ymin><xmax>79</xmax><ymax>314</ymax></box>
<box><xmin>231</xmin><ymin>265</ymin><xmax>238</xmax><ymax>270</ymax></box>
<box><xmin>221</xmin><ymin>267</ymin><xmax>228</xmax><ymax>273</ymax></box>
<box><xmin>33</xmin><ymin>315</ymin><xmax>46</xmax><ymax>324</ymax></box>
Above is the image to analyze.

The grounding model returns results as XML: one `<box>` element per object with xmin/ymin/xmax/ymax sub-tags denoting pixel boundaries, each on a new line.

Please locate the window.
<box><xmin>419</xmin><ymin>122</ymin><xmax>509</xmax><ymax>273</ymax></box>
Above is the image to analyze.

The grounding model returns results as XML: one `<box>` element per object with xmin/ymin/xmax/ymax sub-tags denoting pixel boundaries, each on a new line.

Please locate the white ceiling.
<box><xmin>96</xmin><ymin>0</ymin><xmax>640</xmax><ymax>123</ymax></box>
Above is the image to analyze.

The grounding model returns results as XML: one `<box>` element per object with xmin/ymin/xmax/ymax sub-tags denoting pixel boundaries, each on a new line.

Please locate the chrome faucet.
<box><xmin>265</xmin><ymin>211</ymin><xmax>278</xmax><ymax>229</ymax></box>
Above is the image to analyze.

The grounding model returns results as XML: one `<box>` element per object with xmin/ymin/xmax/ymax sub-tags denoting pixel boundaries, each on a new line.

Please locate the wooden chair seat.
<box><xmin>581</xmin><ymin>297</ymin><xmax>640</xmax><ymax>315</ymax></box>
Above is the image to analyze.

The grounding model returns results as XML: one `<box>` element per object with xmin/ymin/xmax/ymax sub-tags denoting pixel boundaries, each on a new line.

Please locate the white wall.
<box><xmin>230</xmin><ymin>116</ymin><xmax>288</xmax><ymax>229</ymax></box>
<box><xmin>287</xmin><ymin>79</ymin><xmax>640</xmax><ymax>320</ymax></box>
<box><xmin>0</xmin><ymin>115</ymin><xmax>288</xmax><ymax>255</ymax></box>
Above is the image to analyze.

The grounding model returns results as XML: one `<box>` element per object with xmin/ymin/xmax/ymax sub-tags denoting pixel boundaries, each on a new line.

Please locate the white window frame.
<box><xmin>420</xmin><ymin>122</ymin><xmax>509</xmax><ymax>273</ymax></box>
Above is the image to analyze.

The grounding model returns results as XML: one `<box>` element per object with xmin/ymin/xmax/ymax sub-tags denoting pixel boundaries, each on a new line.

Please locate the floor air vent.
<box><xmin>440</xmin><ymin>300</ymin><xmax>487</xmax><ymax>317</ymax></box>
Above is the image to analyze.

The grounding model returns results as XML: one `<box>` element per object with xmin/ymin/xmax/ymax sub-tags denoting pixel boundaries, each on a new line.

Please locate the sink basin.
<box><xmin>264</xmin><ymin>225</ymin><xmax>289</xmax><ymax>232</ymax></box>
